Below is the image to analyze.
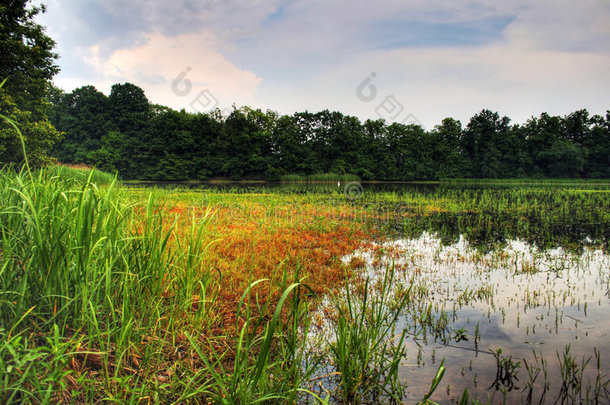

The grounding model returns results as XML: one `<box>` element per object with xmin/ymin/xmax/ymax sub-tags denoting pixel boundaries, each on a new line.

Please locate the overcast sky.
<box><xmin>37</xmin><ymin>0</ymin><xmax>610</xmax><ymax>128</ymax></box>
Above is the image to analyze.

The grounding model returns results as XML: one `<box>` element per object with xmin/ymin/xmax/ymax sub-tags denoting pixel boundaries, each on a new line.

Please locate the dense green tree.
<box><xmin>295</xmin><ymin>110</ymin><xmax>334</xmax><ymax>174</ymax></box>
<box><xmin>218</xmin><ymin>108</ymin><xmax>274</xmax><ymax>179</ymax></box>
<box><xmin>190</xmin><ymin>111</ymin><xmax>223</xmax><ymax>179</ymax></box>
<box><xmin>430</xmin><ymin>118</ymin><xmax>466</xmax><ymax>178</ymax></box>
<box><xmin>46</xmin><ymin>80</ymin><xmax>610</xmax><ymax>181</ymax></box>
<box><xmin>584</xmin><ymin>112</ymin><xmax>610</xmax><ymax>178</ymax></box>
<box><xmin>462</xmin><ymin>110</ymin><xmax>512</xmax><ymax>178</ymax></box>
<box><xmin>0</xmin><ymin>0</ymin><xmax>60</xmax><ymax>165</ymax></box>
<box><xmin>107</xmin><ymin>83</ymin><xmax>152</xmax><ymax>178</ymax></box>
<box><xmin>386</xmin><ymin>123</ymin><xmax>433</xmax><ymax>180</ymax></box>
<box><xmin>522</xmin><ymin>112</ymin><xmax>590</xmax><ymax>177</ymax></box>
<box><xmin>291</xmin><ymin>112</ymin><xmax>325</xmax><ymax>174</ymax></box>
<box><xmin>50</xmin><ymin>85</ymin><xmax>116</xmax><ymax>164</ymax></box>
<box><xmin>87</xmin><ymin>131</ymin><xmax>124</xmax><ymax>173</ymax></box>
<box><xmin>270</xmin><ymin>114</ymin><xmax>308</xmax><ymax>175</ymax></box>
<box><xmin>523</xmin><ymin>113</ymin><xmax>562</xmax><ymax>176</ymax></box>
<box><xmin>358</xmin><ymin>119</ymin><xmax>387</xmax><ymax>180</ymax></box>
<box><xmin>503</xmin><ymin>124</ymin><xmax>531</xmax><ymax>177</ymax></box>
<box><xmin>0</xmin><ymin>1</ymin><xmax>58</xmax><ymax>116</ymax></box>
<box><xmin>109</xmin><ymin>83</ymin><xmax>151</xmax><ymax>134</ymax></box>
<box><xmin>537</xmin><ymin>139</ymin><xmax>586</xmax><ymax>177</ymax></box>
<box><xmin>562</xmin><ymin>109</ymin><xmax>590</xmax><ymax>145</ymax></box>
<box><xmin>0</xmin><ymin>87</ymin><xmax>60</xmax><ymax>165</ymax></box>
<box><xmin>145</xmin><ymin>109</ymin><xmax>196</xmax><ymax>180</ymax></box>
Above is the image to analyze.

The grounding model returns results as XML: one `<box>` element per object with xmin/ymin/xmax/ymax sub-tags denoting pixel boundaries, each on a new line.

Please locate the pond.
<box><xmin>337</xmin><ymin>233</ymin><xmax>610</xmax><ymax>404</ymax></box>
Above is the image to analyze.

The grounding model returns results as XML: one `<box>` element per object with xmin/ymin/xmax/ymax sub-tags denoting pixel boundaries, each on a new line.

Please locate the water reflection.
<box><xmin>339</xmin><ymin>234</ymin><xmax>610</xmax><ymax>404</ymax></box>
<box><xmin>127</xmin><ymin>180</ymin><xmax>610</xmax><ymax>252</ymax></box>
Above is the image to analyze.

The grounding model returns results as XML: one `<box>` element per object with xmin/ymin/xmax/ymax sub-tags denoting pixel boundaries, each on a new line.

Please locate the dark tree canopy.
<box><xmin>48</xmin><ymin>82</ymin><xmax>610</xmax><ymax>181</ymax></box>
<box><xmin>0</xmin><ymin>0</ymin><xmax>60</xmax><ymax>165</ymax></box>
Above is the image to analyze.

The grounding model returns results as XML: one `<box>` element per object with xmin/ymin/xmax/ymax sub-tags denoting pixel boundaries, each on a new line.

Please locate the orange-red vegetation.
<box><xmin>133</xmin><ymin>195</ymin><xmax>381</xmax><ymax>333</ymax></box>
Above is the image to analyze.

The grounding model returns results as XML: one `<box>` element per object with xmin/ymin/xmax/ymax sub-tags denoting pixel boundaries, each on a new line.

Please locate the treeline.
<box><xmin>49</xmin><ymin>83</ymin><xmax>610</xmax><ymax>180</ymax></box>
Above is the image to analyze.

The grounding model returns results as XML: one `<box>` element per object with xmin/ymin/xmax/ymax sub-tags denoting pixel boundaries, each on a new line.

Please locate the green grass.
<box><xmin>44</xmin><ymin>164</ymin><xmax>117</xmax><ymax>186</ymax></box>
<box><xmin>187</xmin><ymin>267</ymin><xmax>318</xmax><ymax>404</ymax></box>
<box><xmin>353</xmin><ymin>185</ymin><xmax>610</xmax><ymax>252</ymax></box>
<box><xmin>0</xmin><ymin>167</ymin><xmax>220</xmax><ymax>401</ymax></box>
<box><xmin>326</xmin><ymin>267</ymin><xmax>411</xmax><ymax>403</ymax></box>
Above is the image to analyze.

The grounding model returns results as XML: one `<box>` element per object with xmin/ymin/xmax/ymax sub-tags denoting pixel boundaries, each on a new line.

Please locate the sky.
<box><xmin>37</xmin><ymin>0</ymin><xmax>610</xmax><ymax>129</ymax></box>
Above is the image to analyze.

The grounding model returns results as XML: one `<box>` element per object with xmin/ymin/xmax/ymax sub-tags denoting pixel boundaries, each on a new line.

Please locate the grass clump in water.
<box><xmin>187</xmin><ymin>267</ymin><xmax>318</xmax><ymax>404</ymax></box>
<box><xmin>321</xmin><ymin>267</ymin><xmax>414</xmax><ymax>404</ymax></box>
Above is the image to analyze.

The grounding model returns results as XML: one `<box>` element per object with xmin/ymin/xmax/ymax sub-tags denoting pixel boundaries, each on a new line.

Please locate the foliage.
<box><xmin>0</xmin><ymin>1</ymin><xmax>58</xmax><ymax>114</ymax></box>
<box><xmin>187</xmin><ymin>270</ymin><xmax>316</xmax><ymax>404</ymax></box>
<box><xmin>48</xmin><ymin>83</ymin><xmax>610</xmax><ymax>180</ymax></box>
<box><xmin>48</xmin><ymin>85</ymin><xmax>117</xmax><ymax>164</ymax></box>
<box><xmin>0</xmin><ymin>88</ymin><xmax>61</xmax><ymax>166</ymax></box>
<box><xmin>0</xmin><ymin>1</ymin><xmax>60</xmax><ymax>166</ymax></box>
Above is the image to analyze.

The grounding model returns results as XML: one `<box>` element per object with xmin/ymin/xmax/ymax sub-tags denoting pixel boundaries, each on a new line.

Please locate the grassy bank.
<box><xmin>44</xmin><ymin>164</ymin><xmax>117</xmax><ymax>186</ymax></box>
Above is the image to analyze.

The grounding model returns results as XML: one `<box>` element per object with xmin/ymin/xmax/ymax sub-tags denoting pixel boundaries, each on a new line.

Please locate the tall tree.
<box><xmin>462</xmin><ymin>110</ymin><xmax>511</xmax><ymax>178</ymax></box>
<box><xmin>359</xmin><ymin>119</ymin><xmax>387</xmax><ymax>179</ymax></box>
<box><xmin>0</xmin><ymin>0</ymin><xmax>60</xmax><ymax>165</ymax></box>
<box><xmin>145</xmin><ymin>108</ymin><xmax>196</xmax><ymax>180</ymax></box>
<box><xmin>50</xmin><ymin>85</ymin><xmax>117</xmax><ymax>164</ymax></box>
<box><xmin>217</xmin><ymin>108</ymin><xmax>273</xmax><ymax>179</ymax></box>
<box><xmin>190</xmin><ymin>111</ymin><xmax>223</xmax><ymax>179</ymax></box>
<box><xmin>430</xmin><ymin>118</ymin><xmax>466</xmax><ymax>179</ymax></box>
<box><xmin>584</xmin><ymin>112</ymin><xmax>610</xmax><ymax>178</ymax></box>
<box><xmin>387</xmin><ymin>122</ymin><xmax>432</xmax><ymax>180</ymax></box>
<box><xmin>107</xmin><ymin>83</ymin><xmax>151</xmax><ymax>178</ymax></box>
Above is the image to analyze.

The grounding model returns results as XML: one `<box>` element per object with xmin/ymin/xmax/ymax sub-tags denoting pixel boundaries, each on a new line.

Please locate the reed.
<box><xmin>186</xmin><ymin>267</ymin><xmax>316</xmax><ymax>404</ymax></box>
<box><xmin>325</xmin><ymin>266</ymin><xmax>413</xmax><ymax>404</ymax></box>
<box><xmin>0</xmin><ymin>167</ymin><xmax>219</xmax><ymax>402</ymax></box>
<box><xmin>44</xmin><ymin>164</ymin><xmax>117</xmax><ymax>186</ymax></box>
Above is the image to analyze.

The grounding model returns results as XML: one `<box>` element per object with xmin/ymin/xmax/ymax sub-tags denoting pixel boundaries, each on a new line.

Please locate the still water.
<box><xmin>340</xmin><ymin>234</ymin><xmax>609</xmax><ymax>403</ymax></box>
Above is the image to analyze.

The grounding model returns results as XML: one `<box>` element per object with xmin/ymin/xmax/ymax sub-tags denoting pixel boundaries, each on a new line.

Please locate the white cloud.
<box><xmin>252</xmin><ymin>43</ymin><xmax>609</xmax><ymax>128</ymax></box>
<box><xmin>240</xmin><ymin>0</ymin><xmax>610</xmax><ymax>126</ymax></box>
<box><xmin>40</xmin><ymin>0</ymin><xmax>610</xmax><ymax>127</ymax></box>
<box><xmin>78</xmin><ymin>31</ymin><xmax>262</xmax><ymax>111</ymax></box>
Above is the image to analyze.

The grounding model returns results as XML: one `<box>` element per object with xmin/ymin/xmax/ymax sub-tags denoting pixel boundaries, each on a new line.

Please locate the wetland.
<box><xmin>1</xmin><ymin>170</ymin><xmax>609</xmax><ymax>403</ymax></box>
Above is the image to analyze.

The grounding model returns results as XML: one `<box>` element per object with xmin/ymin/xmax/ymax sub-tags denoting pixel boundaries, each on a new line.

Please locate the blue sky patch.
<box><xmin>368</xmin><ymin>16</ymin><xmax>516</xmax><ymax>49</ymax></box>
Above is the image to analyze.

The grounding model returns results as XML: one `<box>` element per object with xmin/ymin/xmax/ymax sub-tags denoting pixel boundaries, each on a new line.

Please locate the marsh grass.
<box><xmin>358</xmin><ymin>186</ymin><xmax>610</xmax><ymax>252</ymax></box>
<box><xmin>186</xmin><ymin>266</ymin><xmax>318</xmax><ymax>404</ymax></box>
<box><xmin>322</xmin><ymin>267</ymin><xmax>412</xmax><ymax>404</ymax></box>
<box><xmin>0</xmin><ymin>167</ymin><xmax>222</xmax><ymax>402</ymax></box>
<box><xmin>0</xmin><ymin>166</ymin><xmax>430</xmax><ymax>403</ymax></box>
<box><xmin>44</xmin><ymin>164</ymin><xmax>117</xmax><ymax>186</ymax></box>
<box><xmin>555</xmin><ymin>345</ymin><xmax>610</xmax><ymax>404</ymax></box>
